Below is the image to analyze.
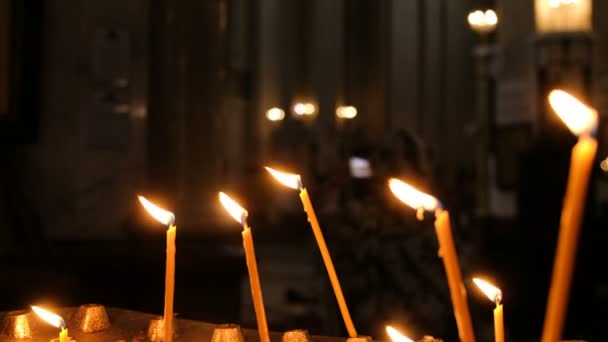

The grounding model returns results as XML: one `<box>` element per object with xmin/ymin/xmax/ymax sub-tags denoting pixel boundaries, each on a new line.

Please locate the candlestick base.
<box><xmin>1</xmin><ymin>310</ymin><xmax>34</xmax><ymax>339</ymax></box>
<box><xmin>146</xmin><ymin>317</ymin><xmax>178</xmax><ymax>342</ymax></box>
<box><xmin>210</xmin><ymin>324</ymin><xmax>244</xmax><ymax>342</ymax></box>
<box><xmin>73</xmin><ymin>304</ymin><xmax>111</xmax><ymax>333</ymax></box>
<box><xmin>346</xmin><ymin>335</ymin><xmax>371</xmax><ymax>342</ymax></box>
<box><xmin>281</xmin><ymin>330</ymin><xmax>311</xmax><ymax>342</ymax></box>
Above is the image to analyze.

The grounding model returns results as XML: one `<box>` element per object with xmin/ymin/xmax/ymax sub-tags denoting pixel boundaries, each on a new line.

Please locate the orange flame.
<box><xmin>31</xmin><ymin>306</ymin><xmax>65</xmax><ymax>329</ymax></box>
<box><xmin>138</xmin><ymin>195</ymin><xmax>175</xmax><ymax>226</ymax></box>
<box><xmin>386</xmin><ymin>326</ymin><xmax>414</xmax><ymax>342</ymax></box>
<box><xmin>549</xmin><ymin>89</ymin><xmax>597</xmax><ymax>136</ymax></box>
<box><xmin>388</xmin><ymin>178</ymin><xmax>439</xmax><ymax>211</ymax></box>
<box><xmin>264</xmin><ymin>166</ymin><xmax>302</xmax><ymax>190</ymax></box>
<box><xmin>219</xmin><ymin>192</ymin><xmax>248</xmax><ymax>225</ymax></box>
<box><xmin>473</xmin><ymin>277</ymin><xmax>502</xmax><ymax>304</ymax></box>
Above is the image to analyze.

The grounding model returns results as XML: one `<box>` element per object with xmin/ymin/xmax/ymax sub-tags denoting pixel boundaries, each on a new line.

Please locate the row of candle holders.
<box><xmin>1</xmin><ymin>304</ymin><xmax>443</xmax><ymax>342</ymax></box>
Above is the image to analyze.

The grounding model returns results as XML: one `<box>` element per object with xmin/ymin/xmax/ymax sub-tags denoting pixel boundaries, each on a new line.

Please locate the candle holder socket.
<box><xmin>346</xmin><ymin>336</ymin><xmax>372</xmax><ymax>342</ymax></box>
<box><xmin>73</xmin><ymin>304</ymin><xmax>111</xmax><ymax>333</ymax></box>
<box><xmin>1</xmin><ymin>310</ymin><xmax>34</xmax><ymax>339</ymax></box>
<box><xmin>210</xmin><ymin>324</ymin><xmax>244</xmax><ymax>342</ymax></box>
<box><xmin>146</xmin><ymin>317</ymin><xmax>178</xmax><ymax>342</ymax></box>
<box><xmin>281</xmin><ymin>329</ymin><xmax>311</xmax><ymax>342</ymax></box>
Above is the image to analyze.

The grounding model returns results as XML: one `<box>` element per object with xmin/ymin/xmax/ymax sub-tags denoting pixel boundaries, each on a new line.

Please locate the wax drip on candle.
<box><xmin>416</xmin><ymin>208</ymin><xmax>425</xmax><ymax>221</ymax></box>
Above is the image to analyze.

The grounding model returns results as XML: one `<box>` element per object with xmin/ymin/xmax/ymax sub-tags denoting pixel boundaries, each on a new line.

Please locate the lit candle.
<box><xmin>386</xmin><ymin>325</ymin><xmax>415</xmax><ymax>342</ymax></box>
<box><xmin>138</xmin><ymin>195</ymin><xmax>177</xmax><ymax>342</ymax></box>
<box><xmin>472</xmin><ymin>278</ymin><xmax>504</xmax><ymax>342</ymax></box>
<box><xmin>389</xmin><ymin>178</ymin><xmax>476</xmax><ymax>342</ymax></box>
<box><xmin>31</xmin><ymin>306</ymin><xmax>69</xmax><ymax>342</ymax></box>
<box><xmin>541</xmin><ymin>90</ymin><xmax>598</xmax><ymax>342</ymax></box>
<box><xmin>219</xmin><ymin>192</ymin><xmax>270</xmax><ymax>342</ymax></box>
<box><xmin>265</xmin><ymin>167</ymin><xmax>358</xmax><ymax>338</ymax></box>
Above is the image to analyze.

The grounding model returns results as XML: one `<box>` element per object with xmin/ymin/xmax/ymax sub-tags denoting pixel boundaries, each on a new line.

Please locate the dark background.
<box><xmin>1</xmin><ymin>0</ymin><xmax>607</xmax><ymax>341</ymax></box>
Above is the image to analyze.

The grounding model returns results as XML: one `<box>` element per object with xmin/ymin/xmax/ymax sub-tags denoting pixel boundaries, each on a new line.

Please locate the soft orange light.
<box><xmin>386</xmin><ymin>326</ymin><xmax>414</xmax><ymax>342</ymax></box>
<box><xmin>265</xmin><ymin>107</ymin><xmax>285</xmax><ymax>122</ymax></box>
<box><xmin>264</xmin><ymin>166</ymin><xmax>302</xmax><ymax>190</ymax></box>
<box><xmin>388</xmin><ymin>178</ymin><xmax>439</xmax><ymax>211</ymax></box>
<box><xmin>31</xmin><ymin>306</ymin><xmax>65</xmax><ymax>329</ymax></box>
<box><xmin>549</xmin><ymin>89</ymin><xmax>597</xmax><ymax>136</ymax></box>
<box><xmin>293</xmin><ymin>102</ymin><xmax>316</xmax><ymax>116</ymax></box>
<box><xmin>336</xmin><ymin>106</ymin><xmax>358</xmax><ymax>119</ymax></box>
<box><xmin>473</xmin><ymin>278</ymin><xmax>502</xmax><ymax>304</ymax></box>
<box><xmin>138</xmin><ymin>195</ymin><xmax>175</xmax><ymax>226</ymax></box>
<box><xmin>219</xmin><ymin>192</ymin><xmax>248</xmax><ymax>225</ymax></box>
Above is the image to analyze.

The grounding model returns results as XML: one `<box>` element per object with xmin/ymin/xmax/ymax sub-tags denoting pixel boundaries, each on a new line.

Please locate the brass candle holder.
<box><xmin>346</xmin><ymin>336</ymin><xmax>372</xmax><ymax>342</ymax></box>
<box><xmin>210</xmin><ymin>324</ymin><xmax>244</xmax><ymax>342</ymax></box>
<box><xmin>281</xmin><ymin>329</ymin><xmax>311</xmax><ymax>342</ymax></box>
<box><xmin>73</xmin><ymin>304</ymin><xmax>110</xmax><ymax>333</ymax></box>
<box><xmin>1</xmin><ymin>310</ymin><xmax>34</xmax><ymax>339</ymax></box>
<box><xmin>146</xmin><ymin>317</ymin><xmax>178</xmax><ymax>342</ymax></box>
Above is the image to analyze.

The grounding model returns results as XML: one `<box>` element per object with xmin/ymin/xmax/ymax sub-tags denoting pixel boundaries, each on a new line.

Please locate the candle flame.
<box><xmin>31</xmin><ymin>306</ymin><xmax>66</xmax><ymax>329</ymax></box>
<box><xmin>473</xmin><ymin>277</ymin><xmax>502</xmax><ymax>304</ymax></box>
<box><xmin>388</xmin><ymin>178</ymin><xmax>439</xmax><ymax>212</ymax></box>
<box><xmin>138</xmin><ymin>195</ymin><xmax>175</xmax><ymax>226</ymax></box>
<box><xmin>264</xmin><ymin>166</ymin><xmax>302</xmax><ymax>190</ymax></box>
<box><xmin>386</xmin><ymin>326</ymin><xmax>414</xmax><ymax>342</ymax></box>
<box><xmin>549</xmin><ymin>89</ymin><xmax>598</xmax><ymax>136</ymax></box>
<box><xmin>219</xmin><ymin>192</ymin><xmax>248</xmax><ymax>225</ymax></box>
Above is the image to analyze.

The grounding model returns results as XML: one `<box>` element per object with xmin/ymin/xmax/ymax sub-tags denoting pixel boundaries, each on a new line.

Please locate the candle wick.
<box><xmin>297</xmin><ymin>177</ymin><xmax>304</xmax><ymax>190</ymax></box>
<box><xmin>494</xmin><ymin>291</ymin><xmax>502</xmax><ymax>306</ymax></box>
<box><xmin>168</xmin><ymin>214</ymin><xmax>176</xmax><ymax>227</ymax></box>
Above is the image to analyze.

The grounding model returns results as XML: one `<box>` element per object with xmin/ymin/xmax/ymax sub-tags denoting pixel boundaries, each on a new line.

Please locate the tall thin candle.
<box><xmin>473</xmin><ymin>278</ymin><xmax>504</xmax><ymax>342</ymax></box>
<box><xmin>389</xmin><ymin>178</ymin><xmax>476</xmax><ymax>342</ymax></box>
<box><xmin>541</xmin><ymin>90</ymin><xmax>598</xmax><ymax>342</ymax></box>
<box><xmin>138</xmin><ymin>196</ymin><xmax>177</xmax><ymax>342</ymax></box>
<box><xmin>265</xmin><ymin>166</ymin><xmax>358</xmax><ymax>338</ymax></box>
<box><xmin>219</xmin><ymin>192</ymin><xmax>270</xmax><ymax>342</ymax></box>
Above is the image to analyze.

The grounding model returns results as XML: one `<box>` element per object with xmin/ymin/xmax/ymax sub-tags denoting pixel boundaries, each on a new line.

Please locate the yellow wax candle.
<box><xmin>541</xmin><ymin>90</ymin><xmax>598</xmax><ymax>342</ymax></box>
<box><xmin>473</xmin><ymin>277</ymin><xmax>504</xmax><ymax>342</ymax></box>
<box><xmin>494</xmin><ymin>304</ymin><xmax>504</xmax><ymax>342</ymax></box>
<box><xmin>300</xmin><ymin>188</ymin><xmax>357</xmax><ymax>338</ymax></box>
<box><xmin>164</xmin><ymin>224</ymin><xmax>176</xmax><ymax>342</ymax></box>
<box><xmin>219</xmin><ymin>192</ymin><xmax>270</xmax><ymax>342</ymax></box>
<box><xmin>434</xmin><ymin>210</ymin><xmax>476</xmax><ymax>342</ymax></box>
<box><xmin>541</xmin><ymin>137</ymin><xmax>596</xmax><ymax>342</ymax></box>
<box><xmin>388</xmin><ymin>179</ymin><xmax>476</xmax><ymax>342</ymax></box>
<box><xmin>137</xmin><ymin>196</ymin><xmax>178</xmax><ymax>342</ymax></box>
<box><xmin>242</xmin><ymin>224</ymin><xmax>271</xmax><ymax>342</ymax></box>
<box><xmin>264</xmin><ymin>166</ymin><xmax>357</xmax><ymax>338</ymax></box>
<box><xmin>59</xmin><ymin>327</ymin><xmax>68</xmax><ymax>342</ymax></box>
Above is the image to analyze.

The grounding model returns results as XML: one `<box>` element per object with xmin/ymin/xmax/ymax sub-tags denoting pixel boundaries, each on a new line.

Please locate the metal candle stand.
<box><xmin>1</xmin><ymin>306</ymin><xmax>444</xmax><ymax>342</ymax></box>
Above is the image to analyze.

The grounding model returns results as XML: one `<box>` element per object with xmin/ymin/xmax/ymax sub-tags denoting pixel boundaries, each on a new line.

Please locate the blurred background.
<box><xmin>1</xmin><ymin>0</ymin><xmax>607</xmax><ymax>341</ymax></box>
